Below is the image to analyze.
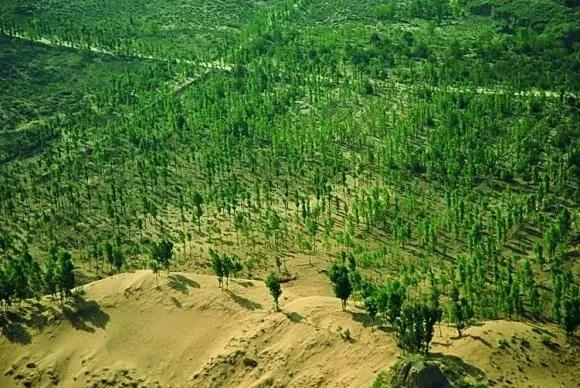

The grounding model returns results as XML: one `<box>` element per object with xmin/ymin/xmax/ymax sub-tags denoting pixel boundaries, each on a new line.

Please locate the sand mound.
<box><xmin>1</xmin><ymin>271</ymin><xmax>578</xmax><ymax>387</ymax></box>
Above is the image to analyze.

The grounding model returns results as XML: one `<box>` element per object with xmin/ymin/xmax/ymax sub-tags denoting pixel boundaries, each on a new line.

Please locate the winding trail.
<box><xmin>3</xmin><ymin>31</ymin><xmax>577</xmax><ymax>100</ymax></box>
<box><xmin>4</xmin><ymin>31</ymin><xmax>577</xmax><ymax>100</ymax></box>
<box><xmin>1</xmin><ymin>31</ymin><xmax>233</xmax><ymax>71</ymax></box>
<box><xmin>0</xmin><ymin>32</ymin><xmax>232</xmax><ymax>135</ymax></box>
<box><xmin>0</xmin><ymin>30</ymin><xmax>577</xmax><ymax>136</ymax></box>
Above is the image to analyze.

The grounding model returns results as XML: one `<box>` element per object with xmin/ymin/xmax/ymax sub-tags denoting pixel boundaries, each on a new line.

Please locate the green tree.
<box><xmin>221</xmin><ymin>254</ymin><xmax>232</xmax><ymax>290</ymax></box>
<box><xmin>329</xmin><ymin>262</ymin><xmax>353</xmax><ymax>311</ymax></box>
<box><xmin>112</xmin><ymin>247</ymin><xmax>125</xmax><ymax>273</ymax></box>
<box><xmin>533</xmin><ymin>243</ymin><xmax>545</xmax><ymax>270</ymax></box>
<box><xmin>0</xmin><ymin>261</ymin><xmax>15</xmax><ymax>310</ymax></box>
<box><xmin>105</xmin><ymin>242</ymin><xmax>115</xmax><ymax>271</ymax></box>
<box><xmin>265</xmin><ymin>272</ymin><xmax>283</xmax><ymax>311</ymax></box>
<box><xmin>151</xmin><ymin>239</ymin><xmax>174</xmax><ymax>272</ymax></box>
<box><xmin>552</xmin><ymin>272</ymin><xmax>563</xmax><ymax>323</ymax></box>
<box><xmin>428</xmin><ymin>284</ymin><xmax>443</xmax><ymax>335</ymax></box>
<box><xmin>543</xmin><ymin>226</ymin><xmax>559</xmax><ymax>260</ymax></box>
<box><xmin>192</xmin><ymin>191</ymin><xmax>204</xmax><ymax>232</ymax></box>
<box><xmin>449</xmin><ymin>285</ymin><xmax>473</xmax><ymax>337</ymax></box>
<box><xmin>376</xmin><ymin>280</ymin><xmax>407</xmax><ymax>326</ymax></box>
<box><xmin>149</xmin><ymin>240</ymin><xmax>173</xmax><ymax>287</ymax></box>
<box><xmin>105</xmin><ymin>243</ymin><xmax>125</xmax><ymax>273</ymax></box>
<box><xmin>56</xmin><ymin>250</ymin><xmax>75</xmax><ymax>301</ymax></box>
<box><xmin>44</xmin><ymin>250</ymin><xmax>59</xmax><ymax>302</ymax></box>
<box><xmin>21</xmin><ymin>251</ymin><xmax>43</xmax><ymax>299</ymax></box>
<box><xmin>365</xmin><ymin>296</ymin><xmax>378</xmax><ymax>329</ymax></box>
<box><xmin>561</xmin><ymin>288</ymin><xmax>579</xmax><ymax>338</ymax></box>
<box><xmin>305</xmin><ymin>217</ymin><xmax>318</xmax><ymax>253</ymax></box>
<box><xmin>210</xmin><ymin>248</ymin><xmax>224</xmax><ymax>289</ymax></box>
<box><xmin>244</xmin><ymin>257</ymin><xmax>255</xmax><ymax>278</ymax></box>
<box><xmin>395</xmin><ymin>301</ymin><xmax>441</xmax><ymax>355</ymax></box>
<box><xmin>11</xmin><ymin>256</ymin><xmax>30</xmax><ymax>303</ymax></box>
<box><xmin>229</xmin><ymin>255</ymin><xmax>244</xmax><ymax>278</ymax></box>
<box><xmin>264</xmin><ymin>210</ymin><xmax>281</xmax><ymax>246</ymax></box>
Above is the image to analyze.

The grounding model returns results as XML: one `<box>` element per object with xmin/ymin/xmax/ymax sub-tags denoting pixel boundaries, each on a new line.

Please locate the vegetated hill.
<box><xmin>0</xmin><ymin>0</ymin><xmax>287</xmax><ymax>59</ymax></box>
<box><xmin>0</xmin><ymin>0</ymin><xmax>579</xmax><ymax>386</ymax></box>
<box><xmin>1</xmin><ymin>270</ymin><xmax>578</xmax><ymax>387</ymax></box>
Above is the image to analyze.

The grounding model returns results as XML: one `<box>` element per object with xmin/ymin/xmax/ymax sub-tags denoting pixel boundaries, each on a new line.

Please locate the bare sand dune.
<box><xmin>1</xmin><ymin>271</ymin><xmax>578</xmax><ymax>387</ymax></box>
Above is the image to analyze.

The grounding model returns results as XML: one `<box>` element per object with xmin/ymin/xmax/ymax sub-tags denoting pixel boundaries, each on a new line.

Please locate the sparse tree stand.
<box><xmin>265</xmin><ymin>272</ymin><xmax>282</xmax><ymax>311</ymax></box>
<box><xmin>208</xmin><ymin>250</ymin><xmax>242</xmax><ymax>290</ymax></box>
<box><xmin>329</xmin><ymin>262</ymin><xmax>353</xmax><ymax>311</ymax></box>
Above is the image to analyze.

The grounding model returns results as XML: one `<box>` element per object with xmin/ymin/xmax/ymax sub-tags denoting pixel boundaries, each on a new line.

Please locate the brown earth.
<box><xmin>1</xmin><ymin>269</ymin><xmax>578</xmax><ymax>387</ymax></box>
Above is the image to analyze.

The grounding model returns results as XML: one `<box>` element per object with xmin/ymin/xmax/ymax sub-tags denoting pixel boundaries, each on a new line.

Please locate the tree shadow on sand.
<box><xmin>232</xmin><ymin>279</ymin><xmax>255</xmax><ymax>288</ymax></box>
<box><xmin>428</xmin><ymin>352</ymin><xmax>487</xmax><ymax>383</ymax></box>
<box><xmin>225</xmin><ymin>290</ymin><xmax>262</xmax><ymax>311</ymax></box>
<box><xmin>1</xmin><ymin>295</ymin><xmax>109</xmax><ymax>342</ymax></box>
<box><xmin>285</xmin><ymin>311</ymin><xmax>304</xmax><ymax>323</ymax></box>
<box><xmin>350</xmin><ymin>311</ymin><xmax>395</xmax><ymax>334</ymax></box>
<box><xmin>62</xmin><ymin>295</ymin><xmax>110</xmax><ymax>333</ymax></box>
<box><xmin>0</xmin><ymin>317</ymin><xmax>32</xmax><ymax>344</ymax></box>
<box><xmin>350</xmin><ymin>311</ymin><xmax>371</xmax><ymax>326</ymax></box>
<box><xmin>1</xmin><ymin>300</ymin><xmax>63</xmax><ymax>344</ymax></box>
<box><xmin>168</xmin><ymin>274</ymin><xmax>200</xmax><ymax>295</ymax></box>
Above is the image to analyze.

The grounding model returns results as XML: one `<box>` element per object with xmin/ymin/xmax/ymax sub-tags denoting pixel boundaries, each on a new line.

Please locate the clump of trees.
<box><xmin>347</xmin><ymin>267</ymin><xmax>445</xmax><ymax>355</ymax></box>
<box><xmin>209</xmin><ymin>248</ymin><xmax>243</xmax><ymax>290</ymax></box>
<box><xmin>0</xmin><ymin>249</ymin><xmax>75</xmax><ymax>311</ymax></box>
<box><xmin>395</xmin><ymin>299</ymin><xmax>442</xmax><ymax>355</ymax></box>
<box><xmin>552</xmin><ymin>271</ymin><xmax>580</xmax><ymax>338</ymax></box>
<box><xmin>104</xmin><ymin>242</ymin><xmax>125</xmax><ymax>274</ymax></box>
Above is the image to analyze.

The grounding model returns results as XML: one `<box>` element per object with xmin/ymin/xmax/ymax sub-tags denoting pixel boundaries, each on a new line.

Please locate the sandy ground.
<box><xmin>0</xmin><ymin>269</ymin><xmax>578</xmax><ymax>387</ymax></box>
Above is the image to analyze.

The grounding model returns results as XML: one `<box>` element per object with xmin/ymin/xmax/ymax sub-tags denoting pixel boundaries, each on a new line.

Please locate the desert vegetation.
<box><xmin>0</xmin><ymin>0</ymin><xmax>578</xmax><ymax>386</ymax></box>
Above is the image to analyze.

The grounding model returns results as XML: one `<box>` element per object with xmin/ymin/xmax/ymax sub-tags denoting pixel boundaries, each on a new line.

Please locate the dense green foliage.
<box><xmin>0</xmin><ymin>0</ymin><xmax>578</xmax><ymax>342</ymax></box>
<box><xmin>0</xmin><ymin>248</ymin><xmax>75</xmax><ymax>308</ymax></box>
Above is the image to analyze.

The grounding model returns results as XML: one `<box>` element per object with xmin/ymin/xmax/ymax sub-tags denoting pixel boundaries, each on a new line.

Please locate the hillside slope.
<box><xmin>1</xmin><ymin>271</ymin><xmax>578</xmax><ymax>387</ymax></box>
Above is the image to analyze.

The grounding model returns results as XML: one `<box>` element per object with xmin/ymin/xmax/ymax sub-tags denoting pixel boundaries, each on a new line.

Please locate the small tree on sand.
<box><xmin>265</xmin><ymin>272</ymin><xmax>283</xmax><ymax>311</ymax></box>
<box><xmin>210</xmin><ymin>248</ymin><xmax>224</xmax><ymax>289</ymax></box>
<box><xmin>449</xmin><ymin>285</ymin><xmax>473</xmax><ymax>337</ymax></box>
<box><xmin>329</xmin><ymin>262</ymin><xmax>352</xmax><ymax>311</ymax></box>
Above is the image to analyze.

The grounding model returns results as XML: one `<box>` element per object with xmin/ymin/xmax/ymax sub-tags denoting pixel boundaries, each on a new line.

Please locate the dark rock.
<box><xmin>389</xmin><ymin>356</ymin><xmax>449</xmax><ymax>388</ymax></box>
<box><xmin>243</xmin><ymin>357</ymin><xmax>258</xmax><ymax>368</ymax></box>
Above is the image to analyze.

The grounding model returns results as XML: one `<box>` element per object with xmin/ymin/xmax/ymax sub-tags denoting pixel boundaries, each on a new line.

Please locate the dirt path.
<box><xmin>1</xmin><ymin>31</ymin><xmax>576</xmax><ymax>137</ymax></box>
<box><xmin>4</xmin><ymin>31</ymin><xmax>576</xmax><ymax>100</ymax></box>
<box><xmin>2</xmin><ymin>31</ymin><xmax>233</xmax><ymax>71</ymax></box>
